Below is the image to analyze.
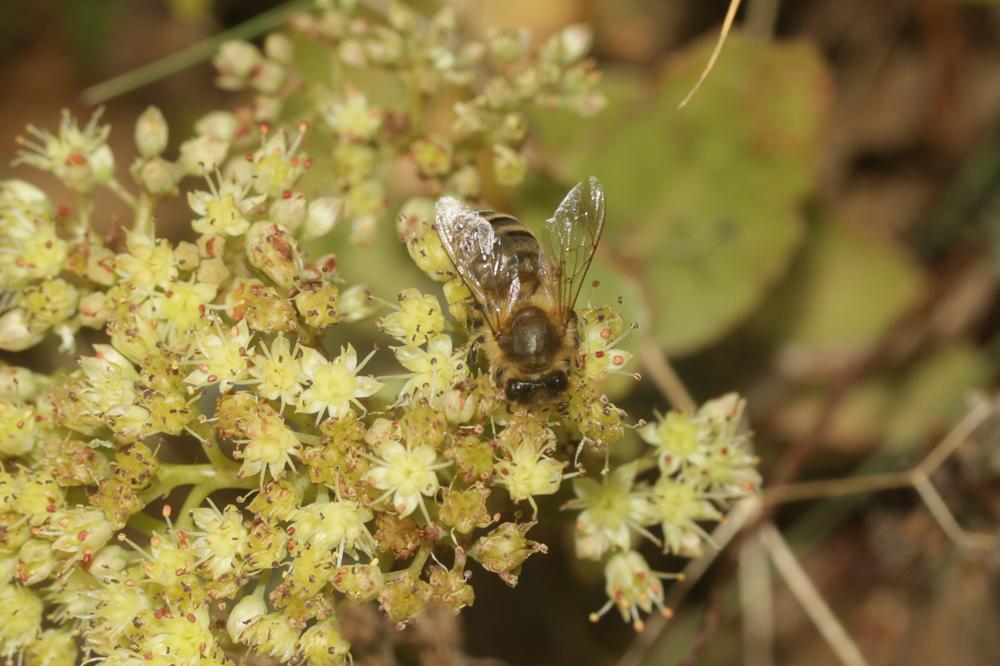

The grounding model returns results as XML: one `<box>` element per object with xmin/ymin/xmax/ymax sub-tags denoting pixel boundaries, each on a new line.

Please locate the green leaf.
<box><xmin>536</xmin><ymin>33</ymin><xmax>832</xmax><ymax>354</ymax></box>
<box><xmin>751</xmin><ymin>217</ymin><xmax>925</xmax><ymax>356</ymax></box>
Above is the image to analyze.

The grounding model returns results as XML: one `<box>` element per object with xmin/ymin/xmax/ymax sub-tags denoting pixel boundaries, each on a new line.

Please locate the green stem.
<box><xmin>387</xmin><ymin>545</ymin><xmax>431</xmax><ymax>580</ymax></box>
<box><xmin>133</xmin><ymin>192</ymin><xmax>156</xmax><ymax>238</ymax></box>
<box><xmin>140</xmin><ymin>462</ymin><xmax>254</xmax><ymax>505</ymax></box>
<box><xmin>126</xmin><ymin>511</ymin><xmax>167</xmax><ymax>534</ymax></box>
<box><xmin>189</xmin><ymin>424</ymin><xmax>233</xmax><ymax>470</ymax></box>
<box><xmin>176</xmin><ymin>483</ymin><xmax>216</xmax><ymax>530</ymax></box>
<box><xmin>81</xmin><ymin>0</ymin><xmax>314</xmax><ymax>105</ymax></box>
<box><xmin>72</xmin><ymin>195</ymin><xmax>94</xmax><ymax>241</ymax></box>
<box><xmin>106</xmin><ymin>178</ymin><xmax>138</xmax><ymax>208</ymax></box>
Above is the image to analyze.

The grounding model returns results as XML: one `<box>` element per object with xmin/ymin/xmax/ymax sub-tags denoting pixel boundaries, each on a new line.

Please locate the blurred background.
<box><xmin>2</xmin><ymin>0</ymin><xmax>999</xmax><ymax>665</ymax></box>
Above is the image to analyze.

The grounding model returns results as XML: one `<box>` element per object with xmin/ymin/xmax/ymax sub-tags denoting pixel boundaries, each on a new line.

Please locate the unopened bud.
<box><xmin>135</xmin><ymin>156</ymin><xmax>177</xmax><ymax>196</ymax></box>
<box><xmin>226</xmin><ymin>594</ymin><xmax>267</xmax><ymax>643</ymax></box>
<box><xmin>214</xmin><ymin>40</ymin><xmax>263</xmax><ymax>89</ymax></box>
<box><xmin>134</xmin><ymin>106</ymin><xmax>168</xmax><ymax>158</ymax></box>
<box><xmin>269</xmin><ymin>192</ymin><xmax>307</xmax><ymax>233</ymax></box>
<box><xmin>245</xmin><ymin>221</ymin><xmax>303</xmax><ymax>289</ymax></box>
<box><xmin>303</xmin><ymin>197</ymin><xmax>343</xmax><ymax>239</ymax></box>
<box><xmin>0</xmin><ymin>309</ymin><xmax>43</xmax><ymax>351</ymax></box>
<box><xmin>264</xmin><ymin>33</ymin><xmax>294</xmax><ymax>64</ymax></box>
<box><xmin>492</xmin><ymin>144</ymin><xmax>527</xmax><ymax>187</ymax></box>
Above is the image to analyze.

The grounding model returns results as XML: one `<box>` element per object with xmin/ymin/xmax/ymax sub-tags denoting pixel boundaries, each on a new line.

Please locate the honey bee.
<box><xmin>434</xmin><ymin>177</ymin><xmax>606</xmax><ymax>405</ymax></box>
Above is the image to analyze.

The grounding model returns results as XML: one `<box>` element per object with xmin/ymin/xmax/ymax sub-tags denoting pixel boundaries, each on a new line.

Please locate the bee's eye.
<box><xmin>544</xmin><ymin>372</ymin><xmax>567</xmax><ymax>392</ymax></box>
<box><xmin>505</xmin><ymin>380</ymin><xmax>532</xmax><ymax>402</ymax></box>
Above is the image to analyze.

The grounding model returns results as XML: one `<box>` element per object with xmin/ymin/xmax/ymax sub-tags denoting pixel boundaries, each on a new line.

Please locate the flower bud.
<box><xmin>378</xmin><ymin>573</ymin><xmax>432</xmax><ymax>623</ymax></box>
<box><xmin>303</xmin><ymin>197</ymin><xmax>343</xmax><ymax>239</ymax></box>
<box><xmin>197</xmin><ymin>256</ymin><xmax>230</xmax><ymax>285</ymax></box>
<box><xmin>252</xmin><ymin>95</ymin><xmax>284</xmax><ymax>124</ymax></box>
<box><xmin>78</xmin><ymin>291</ymin><xmax>111</xmax><ymax>329</ymax></box>
<box><xmin>178</xmin><ymin>135</ymin><xmax>229</xmax><ymax>176</ymax></box>
<box><xmin>0</xmin><ymin>179</ymin><xmax>51</xmax><ymax>215</ymax></box>
<box><xmin>324</xmin><ymin>92</ymin><xmax>382</xmax><ymax>141</ymax></box>
<box><xmin>0</xmin><ymin>310</ymin><xmax>43</xmax><ymax>351</ymax></box>
<box><xmin>429</xmin><ymin>566</ymin><xmax>475</xmax><ymax>611</ymax></box>
<box><xmin>134</xmin><ymin>106</ymin><xmax>168</xmax><ymax>158</ymax></box>
<box><xmin>492</xmin><ymin>144</ymin><xmax>527</xmax><ymax>187</ymax></box>
<box><xmin>269</xmin><ymin>192</ymin><xmax>307</xmax><ymax>233</ymax></box>
<box><xmin>245</xmin><ymin>222</ymin><xmax>303</xmax><ymax>289</ymax></box>
<box><xmin>24</xmin><ymin>628</ymin><xmax>77</xmax><ymax>666</ymax></box>
<box><xmin>446</xmin><ymin>164</ymin><xmax>481</xmax><ymax>199</ymax></box>
<box><xmin>0</xmin><ymin>582</ymin><xmax>43</xmax><ymax>653</ymax></box>
<box><xmin>411</xmin><ymin>136</ymin><xmax>453</xmax><ymax>177</ymax></box>
<box><xmin>0</xmin><ymin>365</ymin><xmax>42</xmax><ymax>401</ymax></box>
<box><xmin>265</xmin><ymin>33</ymin><xmax>294</xmax><ymax>63</ymax></box>
<box><xmin>226</xmin><ymin>280</ymin><xmax>297</xmax><ymax>333</ymax></box>
<box><xmin>197</xmin><ymin>233</ymin><xmax>225</xmax><ymax>258</ymax></box>
<box><xmin>90</xmin><ymin>145</ymin><xmax>115</xmax><ymax>185</ymax></box>
<box><xmin>16</xmin><ymin>539</ymin><xmax>58</xmax><ymax>585</ymax></box>
<box><xmin>135</xmin><ymin>156</ymin><xmax>177</xmax><ymax>195</ymax></box>
<box><xmin>60</xmin><ymin>153</ymin><xmax>96</xmax><ymax>192</ymax></box>
<box><xmin>227</xmin><ymin>593</ymin><xmax>268</xmax><ymax>643</ymax></box>
<box><xmin>293</xmin><ymin>281</ymin><xmax>340</xmax><ymax>329</ymax></box>
<box><xmin>486</xmin><ymin>27</ymin><xmax>529</xmax><ymax>63</ymax></box>
<box><xmin>542</xmin><ymin>24</ymin><xmax>593</xmax><ymax>65</ymax></box>
<box><xmin>332</xmin><ymin>563</ymin><xmax>385</xmax><ymax>602</ymax></box>
<box><xmin>496</xmin><ymin>112</ymin><xmax>528</xmax><ymax>145</ymax></box>
<box><xmin>195</xmin><ymin>111</ymin><xmax>240</xmax><ymax>141</ymax></box>
<box><xmin>365</xmin><ymin>26</ymin><xmax>405</xmax><ymax>65</ymax></box>
<box><xmin>470</xmin><ymin>522</ymin><xmax>547</xmax><ymax>587</ymax></box>
<box><xmin>88</xmin><ymin>545</ymin><xmax>131</xmax><ymax>581</ymax></box>
<box><xmin>339</xmin><ymin>284</ymin><xmax>377</xmax><ymax>322</ymax></box>
<box><xmin>297</xmin><ymin>617</ymin><xmax>351</xmax><ymax>666</ymax></box>
<box><xmin>439</xmin><ymin>486</ymin><xmax>493</xmax><ymax>534</ymax></box>
<box><xmin>403</xmin><ymin>202</ymin><xmax>453</xmax><ymax>282</ymax></box>
<box><xmin>440</xmin><ymin>388</ymin><xmax>478</xmax><ymax>424</ymax></box>
<box><xmin>83</xmin><ymin>245</ymin><xmax>115</xmax><ymax>286</ymax></box>
<box><xmin>388</xmin><ymin>1</ymin><xmax>416</xmax><ymax>32</ymax></box>
<box><xmin>247</xmin><ymin>478</ymin><xmax>301</xmax><ymax>523</ymax></box>
<box><xmin>214</xmin><ymin>40</ymin><xmax>263</xmax><ymax>89</ymax></box>
<box><xmin>251</xmin><ymin>60</ymin><xmax>286</xmax><ymax>94</ymax></box>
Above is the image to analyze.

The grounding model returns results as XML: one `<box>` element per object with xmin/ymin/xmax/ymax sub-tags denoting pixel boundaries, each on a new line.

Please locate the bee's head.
<box><xmin>504</xmin><ymin>371</ymin><xmax>568</xmax><ymax>405</ymax></box>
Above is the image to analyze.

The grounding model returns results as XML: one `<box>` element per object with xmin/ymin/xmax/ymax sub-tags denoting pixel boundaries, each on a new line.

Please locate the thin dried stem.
<box><xmin>761</xmin><ymin>470</ymin><xmax>914</xmax><ymax>505</ymax></box>
<box><xmin>81</xmin><ymin>0</ymin><xmax>312</xmax><ymax>104</ymax></box>
<box><xmin>739</xmin><ymin>533</ymin><xmax>775</xmax><ymax>666</ymax></box>
<box><xmin>678</xmin><ymin>0</ymin><xmax>744</xmax><ymax>109</ymax></box>
<box><xmin>912</xmin><ymin>475</ymin><xmax>997</xmax><ymax>552</ymax></box>
<box><xmin>914</xmin><ymin>394</ymin><xmax>994</xmax><ymax>476</ymax></box>
<box><xmin>759</xmin><ymin>523</ymin><xmax>870</xmax><ymax>666</ymax></box>
<box><xmin>638</xmin><ymin>337</ymin><xmax>697</xmax><ymax>413</ymax></box>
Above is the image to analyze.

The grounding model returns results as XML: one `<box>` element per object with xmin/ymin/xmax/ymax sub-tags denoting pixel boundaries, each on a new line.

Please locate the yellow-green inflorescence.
<box><xmin>0</xmin><ymin>2</ymin><xmax>758</xmax><ymax>663</ymax></box>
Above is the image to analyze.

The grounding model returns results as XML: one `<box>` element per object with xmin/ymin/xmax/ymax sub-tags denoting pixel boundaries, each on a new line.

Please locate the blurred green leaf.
<box><xmin>752</xmin><ymin>217</ymin><xmax>924</xmax><ymax>356</ymax></box>
<box><xmin>537</xmin><ymin>33</ymin><xmax>832</xmax><ymax>354</ymax></box>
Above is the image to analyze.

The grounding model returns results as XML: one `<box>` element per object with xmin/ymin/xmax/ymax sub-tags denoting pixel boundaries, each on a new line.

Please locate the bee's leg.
<box><xmin>466</xmin><ymin>335</ymin><xmax>484</xmax><ymax>371</ymax></box>
<box><xmin>464</xmin><ymin>310</ymin><xmax>487</xmax><ymax>373</ymax></box>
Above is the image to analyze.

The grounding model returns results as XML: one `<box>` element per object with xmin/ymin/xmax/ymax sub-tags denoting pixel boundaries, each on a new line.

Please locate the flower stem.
<box><xmin>141</xmin><ymin>462</ymin><xmax>254</xmax><ymax>505</ymax></box>
<box><xmin>133</xmin><ymin>192</ymin><xmax>156</xmax><ymax>238</ymax></box>
<box><xmin>106</xmin><ymin>178</ymin><xmax>138</xmax><ymax>209</ymax></box>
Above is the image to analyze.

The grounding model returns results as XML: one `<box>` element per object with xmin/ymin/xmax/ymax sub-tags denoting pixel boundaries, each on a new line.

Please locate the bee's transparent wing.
<box><xmin>541</xmin><ymin>176</ymin><xmax>607</xmax><ymax>320</ymax></box>
<box><xmin>434</xmin><ymin>196</ymin><xmax>522</xmax><ymax>333</ymax></box>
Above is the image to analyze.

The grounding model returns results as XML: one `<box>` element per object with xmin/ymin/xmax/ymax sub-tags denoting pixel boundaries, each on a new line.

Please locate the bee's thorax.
<box><xmin>501</xmin><ymin>306</ymin><xmax>560</xmax><ymax>371</ymax></box>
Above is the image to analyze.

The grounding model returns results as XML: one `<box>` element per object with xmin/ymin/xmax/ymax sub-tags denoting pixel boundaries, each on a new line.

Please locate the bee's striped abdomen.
<box><xmin>480</xmin><ymin>211</ymin><xmax>543</xmax><ymax>279</ymax></box>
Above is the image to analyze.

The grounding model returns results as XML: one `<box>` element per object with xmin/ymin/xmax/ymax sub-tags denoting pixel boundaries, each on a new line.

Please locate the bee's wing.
<box><xmin>434</xmin><ymin>196</ymin><xmax>522</xmax><ymax>333</ymax></box>
<box><xmin>541</xmin><ymin>176</ymin><xmax>606</xmax><ymax>321</ymax></box>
